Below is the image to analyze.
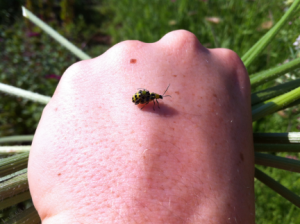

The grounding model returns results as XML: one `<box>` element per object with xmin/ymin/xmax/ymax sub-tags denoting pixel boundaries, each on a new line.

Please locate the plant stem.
<box><xmin>250</xmin><ymin>58</ymin><xmax>300</xmax><ymax>88</ymax></box>
<box><xmin>255</xmin><ymin>152</ymin><xmax>300</xmax><ymax>173</ymax></box>
<box><xmin>255</xmin><ymin>143</ymin><xmax>300</xmax><ymax>152</ymax></box>
<box><xmin>0</xmin><ymin>135</ymin><xmax>34</xmax><ymax>143</ymax></box>
<box><xmin>253</xmin><ymin>133</ymin><xmax>300</xmax><ymax>143</ymax></box>
<box><xmin>252</xmin><ymin>86</ymin><xmax>300</xmax><ymax>121</ymax></box>
<box><xmin>0</xmin><ymin>146</ymin><xmax>31</xmax><ymax>154</ymax></box>
<box><xmin>242</xmin><ymin>0</ymin><xmax>300</xmax><ymax>67</ymax></box>
<box><xmin>0</xmin><ymin>83</ymin><xmax>50</xmax><ymax>104</ymax></box>
<box><xmin>22</xmin><ymin>6</ymin><xmax>91</xmax><ymax>60</ymax></box>
<box><xmin>0</xmin><ymin>152</ymin><xmax>29</xmax><ymax>177</ymax></box>
<box><xmin>255</xmin><ymin>168</ymin><xmax>300</xmax><ymax>208</ymax></box>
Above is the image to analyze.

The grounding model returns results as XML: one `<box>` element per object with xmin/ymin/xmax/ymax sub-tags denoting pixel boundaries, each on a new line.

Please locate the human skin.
<box><xmin>28</xmin><ymin>30</ymin><xmax>255</xmax><ymax>223</ymax></box>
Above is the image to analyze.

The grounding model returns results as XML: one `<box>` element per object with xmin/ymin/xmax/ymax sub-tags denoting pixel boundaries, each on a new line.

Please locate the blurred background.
<box><xmin>1</xmin><ymin>0</ymin><xmax>300</xmax><ymax>223</ymax></box>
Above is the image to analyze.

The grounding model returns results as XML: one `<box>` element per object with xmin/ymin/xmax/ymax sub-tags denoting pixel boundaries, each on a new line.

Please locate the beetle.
<box><xmin>132</xmin><ymin>84</ymin><xmax>171</xmax><ymax>110</ymax></box>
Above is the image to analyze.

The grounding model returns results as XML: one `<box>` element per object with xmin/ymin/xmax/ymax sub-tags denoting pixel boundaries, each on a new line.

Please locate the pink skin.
<box><xmin>28</xmin><ymin>30</ymin><xmax>254</xmax><ymax>223</ymax></box>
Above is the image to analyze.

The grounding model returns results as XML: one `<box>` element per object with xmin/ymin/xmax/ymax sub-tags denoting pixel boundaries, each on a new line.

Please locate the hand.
<box><xmin>28</xmin><ymin>30</ymin><xmax>255</xmax><ymax>224</ymax></box>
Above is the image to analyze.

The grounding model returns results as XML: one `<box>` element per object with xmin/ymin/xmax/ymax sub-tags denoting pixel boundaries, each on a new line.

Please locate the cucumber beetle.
<box><xmin>132</xmin><ymin>84</ymin><xmax>171</xmax><ymax>110</ymax></box>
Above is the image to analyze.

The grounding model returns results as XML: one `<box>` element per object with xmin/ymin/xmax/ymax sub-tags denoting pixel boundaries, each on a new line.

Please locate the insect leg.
<box><xmin>134</xmin><ymin>99</ymin><xmax>140</xmax><ymax>105</ymax></box>
<box><xmin>141</xmin><ymin>102</ymin><xmax>149</xmax><ymax>110</ymax></box>
<box><xmin>156</xmin><ymin>99</ymin><xmax>160</xmax><ymax>109</ymax></box>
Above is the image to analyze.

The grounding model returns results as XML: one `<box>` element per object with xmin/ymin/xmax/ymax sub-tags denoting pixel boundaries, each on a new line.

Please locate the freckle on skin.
<box><xmin>130</xmin><ymin>59</ymin><xmax>137</xmax><ymax>63</ymax></box>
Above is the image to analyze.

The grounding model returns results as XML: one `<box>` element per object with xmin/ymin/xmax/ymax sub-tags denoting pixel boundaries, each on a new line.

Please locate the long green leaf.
<box><xmin>253</xmin><ymin>133</ymin><xmax>300</xmax><ymax>144</ymax></box>
<box><xmin>251</xmin><ymin>78</ymin><xmax>300</xmax><ymax>105</ymax></box>
<box><xmin>255</xmin><ymin>143</ymin><xmax>300</xmax><ymax>152</ymax></box>
<box><xmin>255</xmin><ymin>152</ymin><xmax>300</xmax><ymax>173</ymax></box>
<box><xmin>0</xmin><ymin>146</ymin><xmax>31</xmax><ymax>154</ymax></box>
<box><xmin>0</xmin><ymin>191</ymin><xmax>31</xmax><ymax>210</ymax></box>
<box><xmin>242</xmin><ymin>0</ymin><xmax>300</xmax><ymax>67</ymax></box>
<box><xmin>0</xmin><ymin>152</ymin><xmax>29</xmax><ymax>177</ymax></box>
<box><xmin>5</xmin><ymin>206</ymin><xmax>41</xmax><ymax>224</ymax></box>
<box><xmin>22</xmin><ymin>6</ymin><xmax>91</xmax><ymax>60</ymax></box>
<box><xmin>280</xmin><ymin>98</ymin><xmax>300</xmax><ymax>110</ymax></box>
<box><xmin>0</xmin><ymin>83</ymin><xmax>50</xmax><ymax>104</ymax></box>
<box><xmin>0</xmin><ymin>169</ymin><xmax>27</xmax><ymax>183</ymax></box>
<box><xmin>252</xmin><ymin>86</ymin><xmax>300</xmax><ymax>121</ymax></box>
<box><xmin>255</xmin><ymin>168</ymin><xmax>300</xmax><ymax>208</ymax></box>
<box><xmin>0</xmin><ymin>173</ymin><xmax>28</xmax><ymax>200</ymax></box>
<box><xmin>250</xmin><ymin>58</ymin><xmax>300</xmax><ymax>88</ymax></box>
<box><xmin>0</xmin><ymin>135</ymin><xmax>34</xmax><ymax>143</ymax></box>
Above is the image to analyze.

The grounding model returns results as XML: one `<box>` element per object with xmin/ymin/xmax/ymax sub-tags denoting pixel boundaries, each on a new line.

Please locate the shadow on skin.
<box><xmin>137</xmin><ymin>102</ymin><xmax>179</xmax><ymax>116</ymax></box>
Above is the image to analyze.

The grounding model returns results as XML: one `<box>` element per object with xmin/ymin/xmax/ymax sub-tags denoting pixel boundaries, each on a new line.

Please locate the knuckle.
<box><xmin>218</xmin><ymin>49</ymin><xmax>243</xmax><ymax>70</ymax></box>
<box><xmin>107</xmin><ymin>40</ymin><xmax>145</xmax><ymax>59</ymax></box>
<box><xmin>159</xmin><ymin>30</ymin><xmax>205</xmax><ymax>54</ymax></box>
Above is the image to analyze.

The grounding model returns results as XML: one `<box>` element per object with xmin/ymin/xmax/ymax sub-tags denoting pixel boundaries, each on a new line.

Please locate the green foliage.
<box><xmin>0</xmin><ymin>21</ymin><xmax>77</xmax><ymax>136</ymax></box>
<box><xmin>0</xmin><ymin>0</ymin><xmax>23</xmax><ymax>24</ymax></box>
<box><xmin>101</xmin><ymin>0</ymin><xmax>300</xmax><ymax>73</ymax></box>
<box><xmin>253</xmin><ymin>107</ymin><xmax>300</xmax><ymax>133</ymax></box>
<box><xmin>0</xmin><ymin>0</ymin><xmax>111</xmax><ymax>137</ymax></box>
<box><xmin>255</xmin><ymin>165</ymin><xmax>300</xmax><ymax>224</ymax></box>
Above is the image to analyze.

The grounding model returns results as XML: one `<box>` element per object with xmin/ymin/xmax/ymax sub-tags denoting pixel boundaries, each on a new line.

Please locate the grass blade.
<box><xmin>281</xmin><ymin>98</ymin><xmax>300</xmax><ymax>110</ymax></box>
<box><xmin>255</xmin><ymin>152</ymin><xmax>300</xmax><ymax>173</ymax></box>
<box><xmin>0</xmin><ymin>173</ymin><xmax>28</xmax><ymax>200</ymax></box>
<box><xmin>251</xmin><ymin>79</ymin><xmax>300</xmax><ymax>106</ymax></box>
<box><xmin>0</xmin><ymin>169</ymin><xmax>27</xmax><ymax>183</ymax></box>
<box><xmin>255</xmin><ymin>143</ymin><xmax>300</xmax><ymax>152</ymax></box>
<box><xmin>0</xmin><ymin>152</ymin><xmax>29</xmax><ymax>177</ymax></box>
<box><xmin>242</xmin><ymin>0</ymin><xmax>300</xmax><ymax>67</ymax></box>
<box><xmin>0</xmin><ymin>135</ymin><xmax>34</xmax><ymax>144</ymax></box>
<box><xmin>253</xmin><ymin>133</ymin><xmax>300</xmax><ymax>144</ymax></box>
<box><xmin>250</xmin><ymin>58</ymin><xmax>300</xmax><ymax>88</ymax></box>
<box><xmin>0</xmin><ymin>191</ymin><xmax>31</xmax><ymax>210</ymax></box>
<box><xmin>5</xmin><ymin>206</ymin><xmax>41</xmax><ymax>224</ymax></box>
<box><xmin>255</xmin><ymin>168</ymin><xmax>300</xmax><ymax>208</ymax></box>
<box><xmin>22</xmin><ymin>6</ymin><xmax>91</xmax><ymax>60</ymax></box>
<box><xmin>0</xmin><ymin>146</ymin><xmax>31</xmax><ymax>155</ymax></box>
<box><xmin>252</xmin><ymin>86</ymin><xmax>300</xmax><ymax>121</ymax></box>
<box><xmin>0</xmin><ymin>83</ymin><xmax>51</xmax><ymax>104</ymax></box>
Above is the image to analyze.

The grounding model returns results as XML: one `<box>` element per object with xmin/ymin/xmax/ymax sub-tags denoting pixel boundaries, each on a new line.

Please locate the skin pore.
<box><xmin>28</xmin><ymin>30</ymin><xmax>255</xmax><ymax>224</ymax></box>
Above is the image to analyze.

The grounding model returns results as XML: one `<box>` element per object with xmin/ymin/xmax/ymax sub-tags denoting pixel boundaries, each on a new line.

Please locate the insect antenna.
<box><xmin>137</xmin><ymin>88</ymin><xmax>149</xmax><ymax>91</ymax></box>
<box><xmin>163</xmin><ymin>84</ymin><xmax>171</xmax><ymax>97</ymax></box>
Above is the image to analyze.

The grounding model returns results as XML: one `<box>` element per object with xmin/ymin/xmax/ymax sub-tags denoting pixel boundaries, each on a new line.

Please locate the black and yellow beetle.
<box><xmin>132</xmin><ymin>84</ymin><xmax>171</xmax><ymax>110</ymax></box>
